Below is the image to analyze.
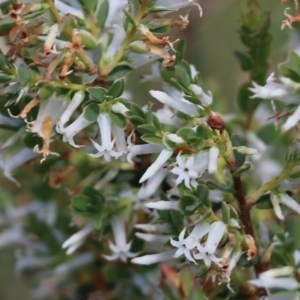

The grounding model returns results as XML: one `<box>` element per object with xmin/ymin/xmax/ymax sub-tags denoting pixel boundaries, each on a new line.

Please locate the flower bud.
<box><xmin>207</xmin><ymin>114</ymin><xmax>225</xmax><ymax>131</ymax></box>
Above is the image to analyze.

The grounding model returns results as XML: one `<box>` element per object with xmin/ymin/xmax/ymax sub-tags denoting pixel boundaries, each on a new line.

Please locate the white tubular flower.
<box><xmin>145</xmin><ymin>200</ymin><xmax>178</xmax><ymax>210</ymax></box>
<box><xmin>155</xmin><ymin>105</ymin><xmax>180</xmax><ymax>125</ymax></box>
<box><xmin>184</xmin><ymin>223</ymin><xmax>210</xmax><ymax>250</ymax></box>
<box><xmin>249</xmin><ymin>267</ymin><xmax>298</xmax><ymax>290</ymax></box>
<box><xmin>111</xmin><ymin>124</ymin><xmax>127</xmax><ymax>155</ymax></box>
<box><xmin>270</xmin><ymin>192</ymin><xmax>285</xmax><ymax>221</ymax></box>
<box><xmin>0</xmin><ymin>145</ymin><xmax>36</xmax><ymax>184</ymax></box>
<box><xmin>43</xmin><ymin>24</ymin><xmax>60</xmax><ymax>56</ymax></box>
<box><xmin>279</xmin><ymin>76</ymin><xmax>300</xmax><ymax>90</ymax></box>
<box><xmin>194</xmin><ymin>221</ymin><xmax>226</xmax><ymax>267</ymax></box>
<box><xmin>140</xmin><ymin>62</ymin><xmax>161</xmax><ymax>83</ymax></box>
<box><xmin>105</xmin><ymin>0</ymin><xmax>128</xmax><ymax>27</ymax></box>
<box><xmin>56</xmin><ymin>91</ymin><xmax>85</xmax><ymax>134</ymax></box>
<box><xmin>111</xmin><ymin>102</ymin><xmax>129</xmax><ymax>115</ymax></box>
<box><xmin>89</xmin><ymin>113</ymin><xmax>123</xmax><ymax>162</ymax></box>
<box><xmin>127</xmin><ymin>139</ymin><xmax>165</xmax><ymax>164</ymax></box>
<box><xmin>54</xmin><ymin>0</ymin><xmax>84</xmax><ymax>19</ymax></box>
<box><xmin>150</xmin><ymin>90</ymin><xmax>202</xmax><ymax>117</ymax></box>
<box><xmin>28</xmin><ymin>97</ymin><xmax>67</xmax><ymax>161</ymax></box>
<box><xmin>134</xmin><ymin>223</ymin><xmax>171</xmax><ymax>232</ymax></box>
<box><xmin>170</xmin><ymin>227</ymin><xmax>196</xmax><ymax>263</ymax></box>
<box><xmin>191</xmin><ymin>84</ymin><xmax>213</xmax><ymax>107</ymax></box>
<box><xmin>62</xmin><ymin>223</ymin><xmax>94</xmax><ymax>255</ymax></box>
<box><xmin>208</xmin><ymin>147</ymin><xmax>219</xmax><ymax>174</ymax></box>
<box><xmin>135</xmin><ymin>232</ymin><xmax>170</xmax><ymax>243</ymax></box>
<box><xmin>103</xmin><ymin>215</ymin><xmax>138</xmax><ymax>262</ymax></box>
<box><xmin>60</xmin><ymin>112</ymin><xmax>92</xmax><ymax>148</ymax></box>
<box><xmin>171</xmin><ymin>151</ymin><xmax>209</xmax><ymax>189</ymax></box>
<box><xmin>54</xmin><ymin>252</ymin><xmax>93</xmax><ymax>275</ymax></box>
<box><xmin>271</xmin><ymin>191</ymin><xmax>300</xmax><ymax>220</ymax></box>
<box><xmin>282</xmin><ymin>105</ymin><xmax>300</xmax><ymax>132</ymax></box>
<box><xmin>137</xmin><ymin>168</ymin><xmax>167</xmax><ymax>200</ymax></box>
<box><xmin>165</xmin><ymin>133</ymin><xmax>184</xmax><ymax>144</ymax></box>
<box><xmin>102</xmin><ymin>25</ymin><xmax>126</xmax><ymax>62</ymax></box>
<box><xmin>155</xmin><ymin>0</ymin><xmax>201</xmax><ymax>14</ymax></box>
<box><xmin>139</xmin><ymin>149</ymin><xmax>173</xmax><ymax>183</ymax></box>
<box><xmin>249</xmin><ymin>73</ymin><xmax>290</xmax><ymax>100</ymax></box>
<box><xmin>131</xmin><ymin>250</ymin><xmax>176</xmax><ymax>265</ymax></box>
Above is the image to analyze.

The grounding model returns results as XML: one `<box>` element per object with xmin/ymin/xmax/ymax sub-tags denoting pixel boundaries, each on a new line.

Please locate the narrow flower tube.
<box><xmin>60</xmin><ymin>113</ymin><xmax>92</xmax><ymax>148</ymax></box>
<box><xmin>103</xmin><ymin>214</ymin><xmax>138</xmax><ymax>262</ymax></box>
<box><xmin>89</xmin><ymin>113</ymin><xmax>123</xmax><ymax>161</ymax></box>
<box><xmin>137</xmin><ymin>168</ymin><xmax>167</xmax><ymax>200</ymax></box>
<box><xmin>139</xmin><ymin>149</ymin><xmax>173</xmax><ymax>183</ymax></box>
<box><xmin>150</xmin><ymin>90</ymin><xmax>201</xmax><ymax>116</ymax></box>
<box><xmin>43</xmin><ymin>24</ymin><xmax>60</xmax><ymax>56</ymax></box>
<box><xmin>56</xmin><ymin>91</ymin><xmax>85</xmax><ymax>134</ymax></box>
<box><xmin>280</xmin><ymin>192</ymin><xmax>300</xmax><ymax>215</ymax></box>
<box><xmin>54</xmin><ymin>0</ymin><xmax>84</xmax><ymax>18</ymax></box>
<box><xmin>191</xmin><ymin>84</ymin><xmax>213</xmax><ymax>107</ymax></box>
<box><xmin>0</xmin><ymin>148</ymin><xmax>38</xmax><ymax>185</ymax></box>
<box><xmin>131</xmin><ymin>250</ymin><xmax>176</xmax><ymax>265</ymax></box>
<box><xmin>62</xmin><ymin>223</ymin><xmax>94</xmax><ymax>255</ymax></box>
<box><xmin>127</xmin><ymin>142</ymin><xmax>165</xmax><ymax>164</ymax></box>
<box><xmin>135</xmin><ymin>232</ymin><xmax>170</xmax><ymax>243</ymax></box>
<box><xmin>270</xmin><ymin>192</ymin><xmax>285</xmax><ymax>220</ymax></box>
<box><xmin>208</xmin><ymin>147</ymin><xmax>219</xmax><ymax>174</ymax></box>
<box><xmin>145</xmin><ymin>200</ymin><xmax>178</xmax><ymax>210</ymax></box>
<box><xmin>282</xmin><ymin>105</ymin><xmax>300</xmax><ymax>132</ymax></box>
<box><xmin>249</xmin><ymin>73</ymin><xmax>290</xmax><ymax>100</ymax></box>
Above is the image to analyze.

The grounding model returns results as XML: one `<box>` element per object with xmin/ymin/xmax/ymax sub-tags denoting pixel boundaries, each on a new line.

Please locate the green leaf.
<box><xmin>92</xmin><ymin>43</ymin><xmax>102</xmax><ymax>65</ymax></box>
<box><xmin>96</xmin><ymin>0</ymin><xmax>109</xmax><ymax>28</ymax></box>
<box><xmin>82</xmin><ymin>186</ymin><xmax>104</xmax><ymax>204</ymax></box>
<box><xmin>128</xmin><ymin>115</ymin><xmax>145</xmax><ymax>127</ymax></box>
<box><xmin>188</xmin><ymin>286</ymin><xmax>206</xmax><ymax>300</ymax></box>
<box><xmin>206</xmin><ymin>181</ymin><xmax>233</xmax><ymax>193</ymax></box>
<box><xmin>39</xmin><ymin>85</ymin><xmax>55</xmax><ymax>100</ymax></box>
<box><xmin>232</xmin><ymin>163</ymin><xmax>251</xmax><ymax>176</ymax></box>
<box><xmin>87</xmin><ymin>87</ymin><xmax>107</xmax><ymax>102</ymax></box>
<box><xmin>83</xmin><ymin>103</ymin><xmax>100</xmax><ymax>122</ymax></box>
<box><xmin>230</xmin><ymin>133</ymin><xmax>246</xmax><ymax>167</ymax></box>
<box><xmin>123</xmin><ymin>8</ymin><xmax>136</xmax><ymax>26</ymax></box>
<box><xmin>237</xmin><ymin>251</ymin><xmax>259</xmax><ymax>267</ymax></box>
<box><xmin>137</xmin><ymin>124</ymin><xmax>158</xmax><ymax>134</ymax></box>
<box><xmin>255</xmin><ymin>193</ymin><xmax>273</xmax><ymax>209</ymax></box>
<box><xmin>141</xmin><ymin>134</ymin><xmax>162</xmax><ymax>144</ymax></box>
<box><xmin>174</xmin><ymin>64</ymin><xmax>191</xmax><ymax>89</ymax></box>
<box><xmin>234</xmin><ymin>51</ymin><xmax>252</xmax><ymax>71</ymax></box>
<box><xmin>108</xmin><ymin>79</ymin><xmax>124</xmax><ymax>98</ymax></box>
<box><xmin>170</xmin><ymin>210</ymin><xmax>183</xmax><ymax>228</ymax></box>
<box><xmin>196</xmin><ymin>184</ymin><xmax>210</xmax><ymax>207</ymax></box>
<box><xmin>176</xmin><ymin>39</ymin><xmax>186</xmax><ymax>63</ymax></box>
<box><xmin>92</xmin><ymin>212</ymin><xmax>103</xmax><ymax>230</ymax></box>
<box><xmin>279</xmin><ymin>64</ymin><xmax>300</xmax><ymax>83</ymax></box>
<box><xmin>0</xmin><ymin>73</ymin><xmax>13</xmax><ymax>83</ymax></box>
<box><xmin>80</xmin><ymin>30</ymin><xmax>97</xmax><ymax>49</ymax></box>
<box><xmin>82</xmin><ymin>73</ymin><xmax>98</xmax><ymax>84</ymax></box>
<box><xmin>85</xmin><ymin>0</ymin><xmax>97</xmax><ymax>12</ymax></box>
<box><xmin>71</xmin><ymin>195</ymin><xmax>94</xmax><ymax>216</ymax></box>
<box><xmin>107</xmin><ymin>64</ymin><xmax>132</xmax><ymax>81</ymax></box>
<box><xmin>179</xmin><ymin>195</ymin><xmax>198</xmax><ymax>216</ymax></box>
<box><xmin>109</xmin><ymin>111</ymin><xmax>126</xmax><ymax>128</ymax></box>
<box><xmin>196</xmin><ymin>123</ymin><xmax>212</xmax><ymax>140</ymax></box>
<box><xmin>177</xmin><ymin>127</ymin><xmax>197</xmax><ymax>143</ymax></box>
<box><xmin>221</xmin><ymin>202</ymin><xmax>230</xmax><ymax>224</ymax></box>
<box><xmin>129</xmin><ymin>103</ymin><xmax>147</xmax><ymax>120</ymax></box>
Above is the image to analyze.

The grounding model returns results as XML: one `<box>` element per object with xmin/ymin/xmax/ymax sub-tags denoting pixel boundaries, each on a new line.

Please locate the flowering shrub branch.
<box><xmin>0</xmin><ymin>0</ymin><xmax>300</xmax><ymax>299</ymax></box>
